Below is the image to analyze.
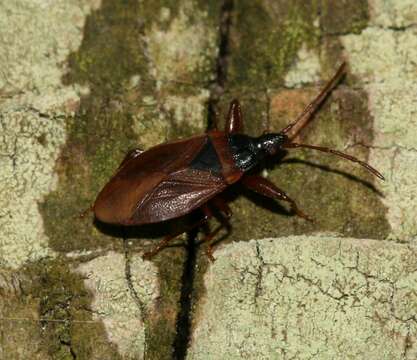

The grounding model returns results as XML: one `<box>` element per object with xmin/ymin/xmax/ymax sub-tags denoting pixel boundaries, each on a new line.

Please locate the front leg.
<box><xmin>241</xmin><ymin>175</ymin><xmax>313</xmax><ymax>221</ymax></box>
<box><xmin>225</xmin><ymin>99</ymin><xmax>243</xmax><ymax>134</ymax></box>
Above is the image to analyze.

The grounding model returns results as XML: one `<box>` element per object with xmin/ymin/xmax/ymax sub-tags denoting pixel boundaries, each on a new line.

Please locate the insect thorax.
<box><xmin>228</xmin><ymin>134</ymin><xmax>263</xmax><ymax>172</ymax></box>
<box><xmin>228</xmin><ymin>133</ymin><xmax>287</xmax><ymax>172</ymax></box>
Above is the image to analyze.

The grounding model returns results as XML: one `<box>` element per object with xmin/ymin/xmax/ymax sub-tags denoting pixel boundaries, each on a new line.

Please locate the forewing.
<box><xmin>128</xmin><ymin>168</ymin><xmax>227</xmax><ymax>224</ymax></box>
<box><xmin>94</xmin><ymin>135</ymin><xmax>206</xmax><ymax>224</ymax></box>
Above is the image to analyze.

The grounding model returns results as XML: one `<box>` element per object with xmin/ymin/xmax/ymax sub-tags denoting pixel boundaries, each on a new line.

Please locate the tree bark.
<box><xmin>1</xmin><ymin>1</ymin><xmax>416</xmax><ymax>359</ymax></box>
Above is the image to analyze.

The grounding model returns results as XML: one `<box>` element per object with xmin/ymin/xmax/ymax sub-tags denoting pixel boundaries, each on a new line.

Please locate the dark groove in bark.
<box><xmin>60</xmin><ymin>339</ymin><xmax>77</xmax><ymax>359</ymax></box>
<box><xmin>172</xmin><ymin>230</ymin><xmax>198</xmax><ymax>359</ymax></box>
<box><xmin>123</xmin><ymin>237</ymin><xmax>149</xmax><ymax>359</ymax></box>
<box><xmin>207</xmin><ymin>0</ymin><xmax>234</xmax><ymax>131</ymax></box>
<box><xmin>173</xmin><ymin>1</ymin><xmax>235</xmax><ymax>359</ymax></box>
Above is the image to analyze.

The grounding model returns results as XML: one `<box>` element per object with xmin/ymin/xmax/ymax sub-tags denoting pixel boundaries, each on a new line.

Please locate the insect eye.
<box><xmin>265</xmin><ymin>136</ymin><xmax>279</xmax><ymax>154</ymax></box>
<box><xmin>256</xmin><ymin>133</ymin><xmax>288</xmax><ymax>156</ymax></box>
<box><xmin>279</xmin><ymin>133</ymin><xmax>289</xmax><ymax>145</ymax></box>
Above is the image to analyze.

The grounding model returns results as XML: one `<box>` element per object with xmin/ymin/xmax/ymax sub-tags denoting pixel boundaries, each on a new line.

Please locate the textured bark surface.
<box><xmin>1</xmin><ymin>0</ymin><xmax>416</xmax><ymax>359</ymax></box>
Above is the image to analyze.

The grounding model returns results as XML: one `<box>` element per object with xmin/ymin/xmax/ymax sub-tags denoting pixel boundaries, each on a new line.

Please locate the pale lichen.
<box><xmin>188</xmin><ymin>236</ymin><xmax>417</xmax><ymax>359</ymax></box>
<box><xmin>369</xmin><ymin>0</ymin><xmax>417</xmax><ymax>27</ymax></box>
<box><xmin>76</xmin><ymin>252</ymin><xmax>159</xmax><ymax>359</ymax></box>
<box><xmin>0</xmin><ymin>109</ymin><xmax>66</xmax><ymax>269</ymax></box>
<box><xmin>0</xmin><ymin>0</ymin><xmax>96</xmax><ymax>269</ymax></box>
<box><xmin>0</xmin><ymin>0</ymin><xmax>95</xmax><ymax>95</ymax></box>
<box><xmin>162</xmin><ymin>91</ymin><xmax>210</xmax><ymax>130</ymax></box>
<box><xmin>342</xmin><ymin>7</ymin><xmax>417</xmax><ymax>242</ymax></box>
<box><xmin>132</xmin><ymin>91</ymin><xmax>210</xmax><ymax>148</ymax></box>
<box><xmin>284</xmin><ymin>44</ymin><xmax>322</xmax><ymax>88</ymax></box>
<box><xmin>145</xmin><ymin>1</ymin><xmax>217</xmax><ymax>85</ymax></box>
<box><xmin>132</xmin><ymin>0</ymin><xmax>217</xmax><ymax>147</ymax></box>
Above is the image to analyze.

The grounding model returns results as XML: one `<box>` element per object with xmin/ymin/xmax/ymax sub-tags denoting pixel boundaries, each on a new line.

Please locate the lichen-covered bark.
<box><xmin>1</xmin><ymin>0</ymin><xmax>220</xmax><ymax>359</ymax></box>
<box><xmin>189</xmin><ymin>0</ymin><xmax>417</xmax><ymax>358</ymax></box>
<box><xmin>213</xmin><ymin>0</ymin><xmax>389</xmax><ymax>248</ymax></box>
<box><xmin>189</xmin><ymin>237</ymin><xmax>417</xmax><ymax>359</ymax></box>
<box><xmin>1</xmin><ymin>0</ymin><xmax>416</xmax><ymax>359</ymax></box>
<box><xmin>39</xmin><ymin>1</ymin><xmax>221</xmax><ymax>358</ymax></box>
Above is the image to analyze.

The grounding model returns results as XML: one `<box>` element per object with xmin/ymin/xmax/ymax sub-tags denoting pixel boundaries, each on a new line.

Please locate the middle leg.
<box><xmin>241</xmin><ymin>175</ymin><xmax>313</xmax><ymax>221</ymax></box>
<box><xmin>142</xmin><ymin>207</ymin><xmax>213</xmax><ymax>260</ymax></box>
<box><xmin>199</xmin><ymin>196</ymin><xmax>232</xmax><ymax>261</ymax></box>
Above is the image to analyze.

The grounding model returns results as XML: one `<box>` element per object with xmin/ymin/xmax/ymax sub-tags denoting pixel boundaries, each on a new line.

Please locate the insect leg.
<box><xmin>142</xmin><ymin>233</ymin><xmax>178</xmax><ymax>260</ymax></box>
<box><xmin>211</xmin><ymin>196</ymin><xmax>232</xmax><ymax>218</ymax></box>
<box><xmin>142</xmin><ymin>209</ymin><xmax>213</xmax><ymax>260</ymax></box>
<box><xmin>225</xmin><ymin>99</ymin><xmax>243</xmax><ymax>134</ymax></box>
<box><xmin>201</xmin><ymin>197</ymin><xmax>232</xmax><ymax>261</ymax></box>
<box><xmin>241</xmin><ymin>175</ymin><xmax>313</xmax><ymax>222</ymax></box>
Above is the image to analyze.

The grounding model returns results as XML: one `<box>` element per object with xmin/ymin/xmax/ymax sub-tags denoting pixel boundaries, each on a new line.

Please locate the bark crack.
<box><xmin>172</xmin><ymin>230</ymin><xmax>197</xmax><ymax>360</ymax></box>
<box><xmin>60</xmin><ymin>339</ymin><xmax>77</xmax><ymax>359</ymax></box>
<box><xmin>254</xmin><ymin>241</ymin><xmax>265</xmax><ymax>304</ymax></box>
<box><xmin>207</xmin><ymin>0</ymin><xmax>234</xmax><ymax>130</ymax></box>
<box><xmin>172</xmin><ymin>2</ymin><xmax>235</xmax><ymax>359</ymax></box>
<box><xmin>123</xmin><ymin>238</ymin><xmax>148</xmax><ymax>359</ymax></box>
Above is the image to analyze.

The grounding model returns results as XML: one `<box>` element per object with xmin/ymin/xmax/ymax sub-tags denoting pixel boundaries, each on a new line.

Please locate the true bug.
<box><xmin>93</xmin><ymin>63</ymin><xmax>383</xmax><ymax>260</ymax></box>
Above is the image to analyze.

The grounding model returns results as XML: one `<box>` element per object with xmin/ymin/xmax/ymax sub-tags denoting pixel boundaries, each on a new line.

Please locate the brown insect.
<box><xmin>93</xmin><ymin>63</ymin><xmax>383</xmax><ymax>261</ymax></box>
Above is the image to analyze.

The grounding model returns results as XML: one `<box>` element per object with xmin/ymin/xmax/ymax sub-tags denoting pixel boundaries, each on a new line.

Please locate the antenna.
<box><xmin>283</xmin><ymin>142</ymin><xmax>384</xmax><ymax>180</ymax></box>
<box><xmin>282</xmin><ymin>62</ymin><xmax>347</xmax><ymax>140</ymax></box>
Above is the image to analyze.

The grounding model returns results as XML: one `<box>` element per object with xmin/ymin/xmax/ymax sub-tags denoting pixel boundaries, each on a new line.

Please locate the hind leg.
<box><xmin>200</xmin><ymin>196</ymin><xmax>232</xmax><ymax>262</ymax></box>
<box><xmin>142</xmin><ymin>207</ymin><xmax>213</xmax><ymax>260</ymax></box>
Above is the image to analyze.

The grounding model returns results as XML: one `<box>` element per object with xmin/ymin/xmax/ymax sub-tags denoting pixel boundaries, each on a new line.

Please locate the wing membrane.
<box><xmin>130</xmin><ymin>168</ymin><xmax>227</xmax><ymax>224</ymax></box>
